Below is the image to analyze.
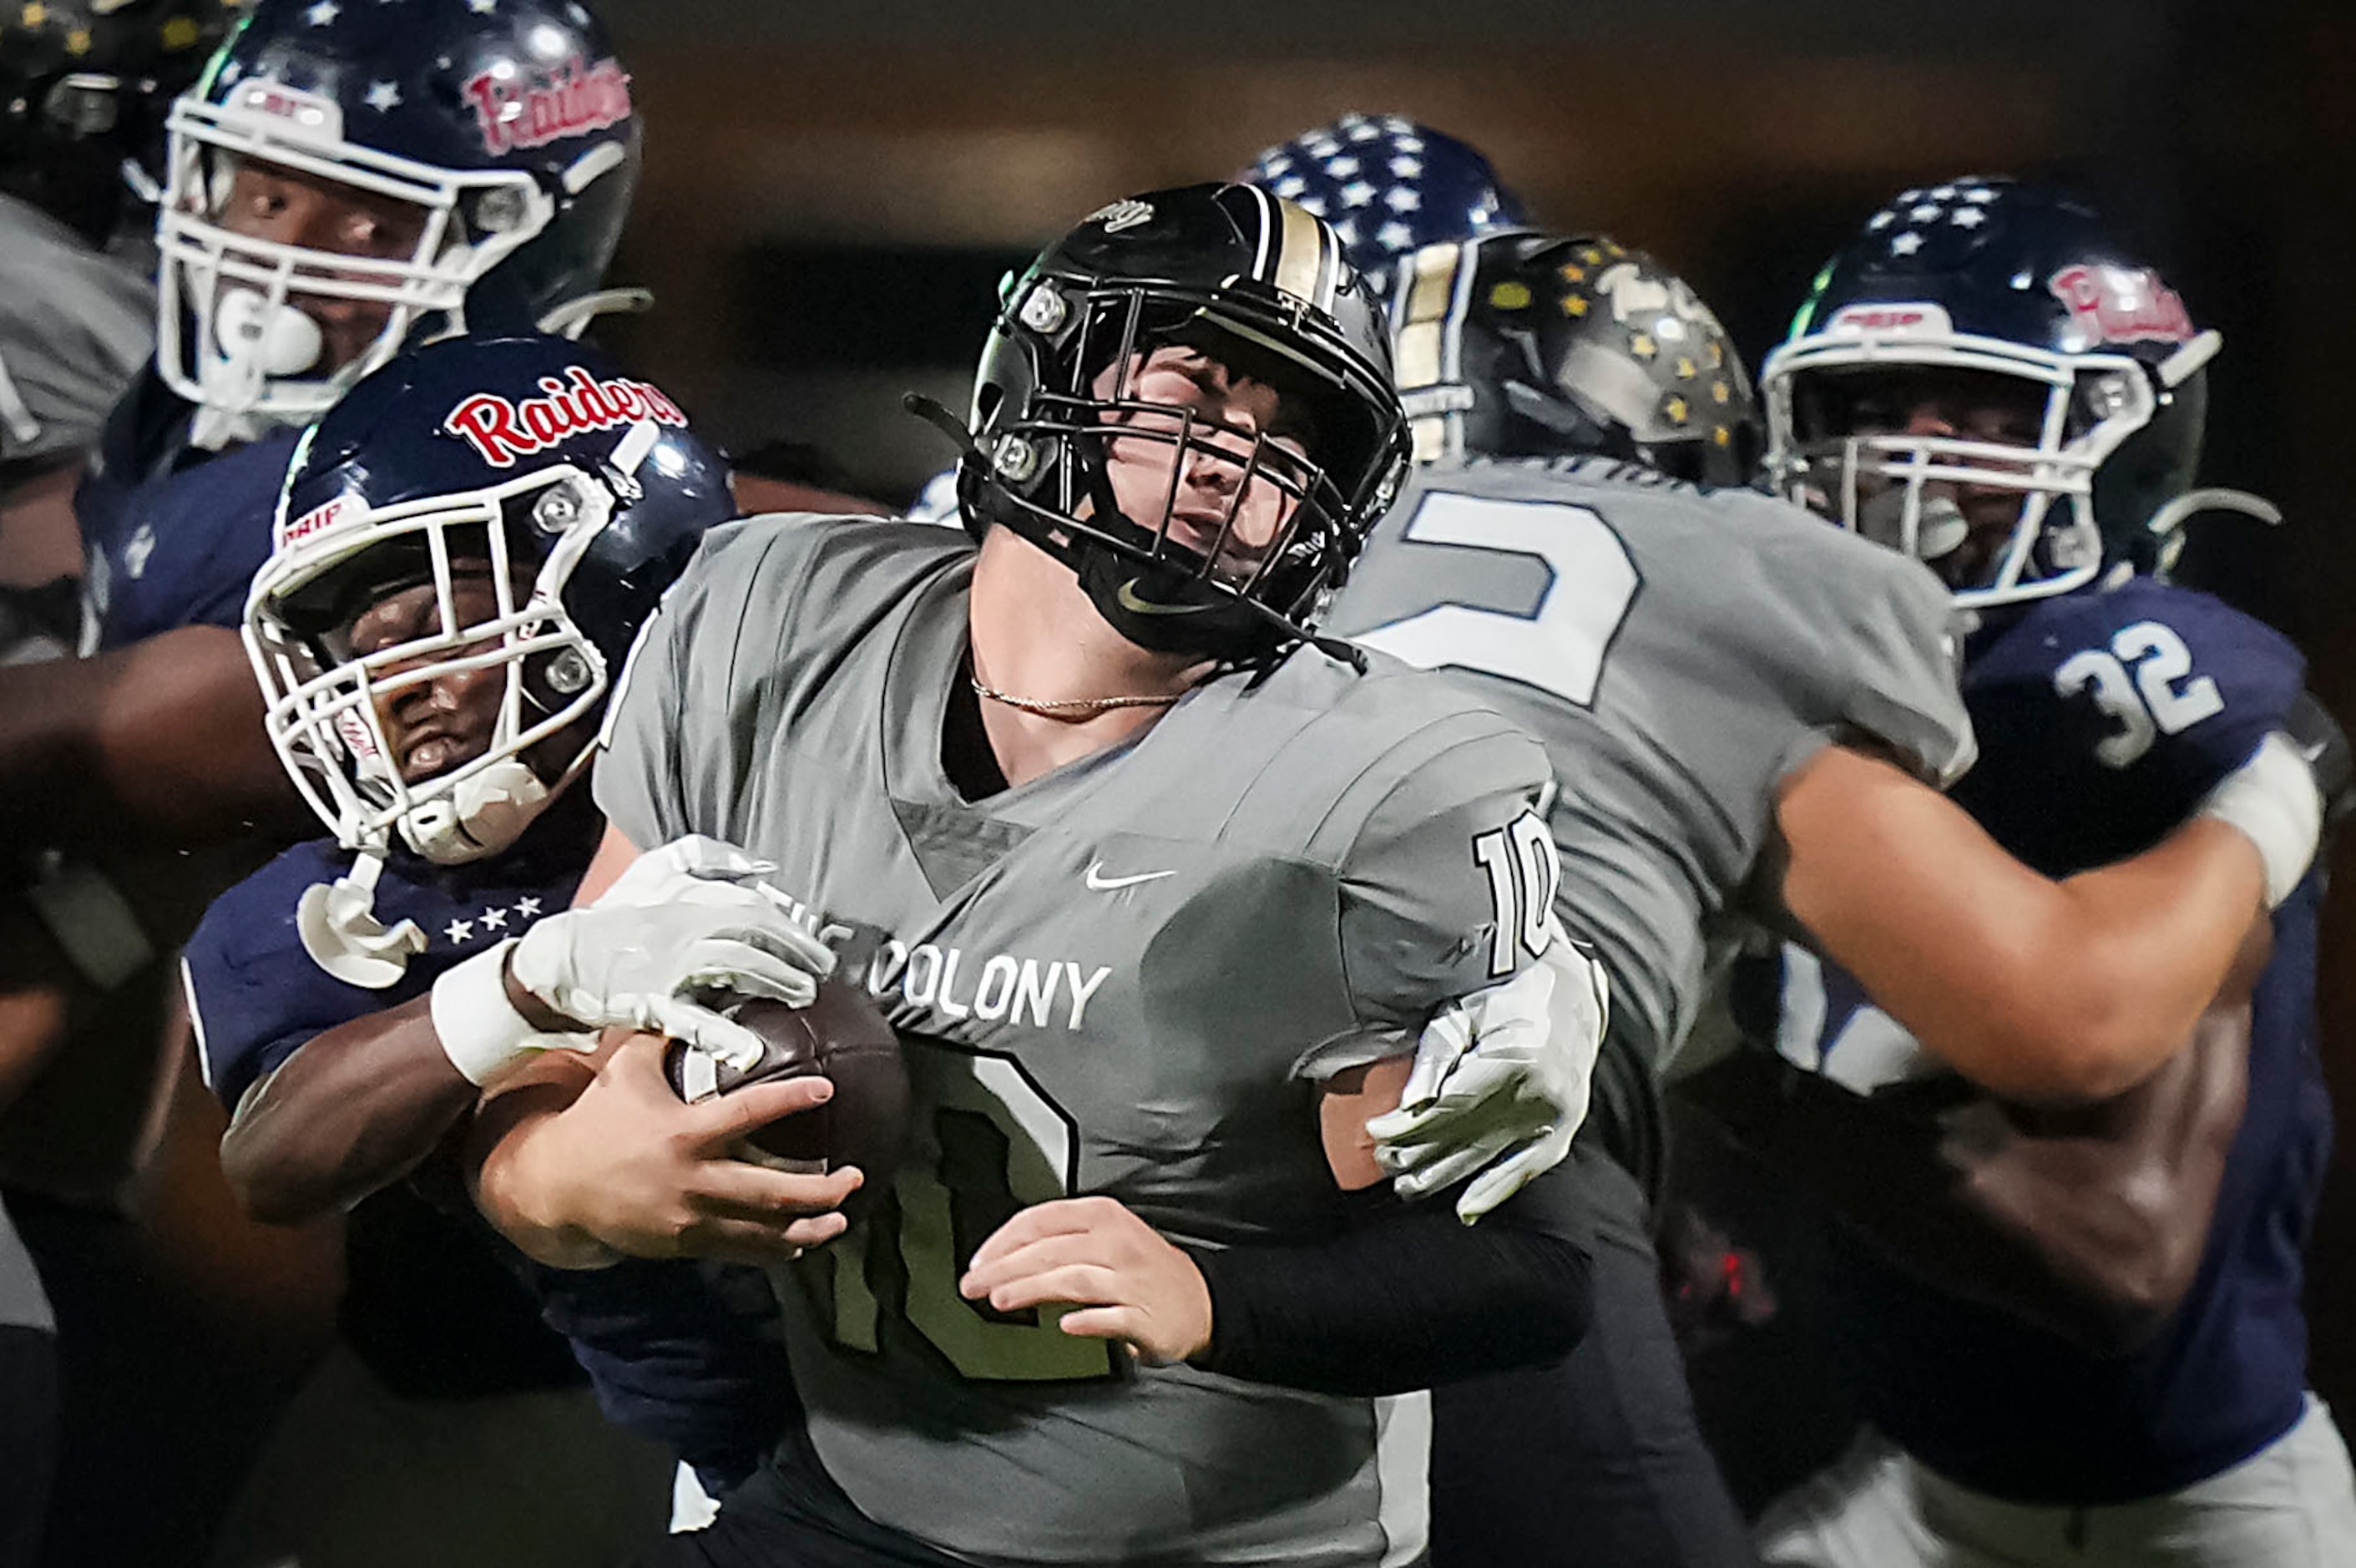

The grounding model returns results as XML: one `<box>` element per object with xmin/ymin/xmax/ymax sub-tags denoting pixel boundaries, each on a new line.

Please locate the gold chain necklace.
<box><xmin>968</xmin><ymin>675</ymin><xmax>1184</xmax><ymax>715</ymax></box>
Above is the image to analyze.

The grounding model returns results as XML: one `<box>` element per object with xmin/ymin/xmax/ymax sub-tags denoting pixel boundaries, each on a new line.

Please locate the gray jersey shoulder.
<box><xmin>1322</xmin><ymin>458</ymin><xmax>1972</xmax><ymax>1065</ymax></box>
<box><xmin>0</xmin><ymin>195</ymin><xmax>154</xmax><ymax>464</ymax></box>
<box><xmin>594</xmin><ymin>511</ymin><xmax>970</xmax><ymax>848</ymax></box>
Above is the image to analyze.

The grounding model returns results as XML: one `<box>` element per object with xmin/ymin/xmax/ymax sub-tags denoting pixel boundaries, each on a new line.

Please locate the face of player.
<box><xmin>346</xmin><ymin>564</ymin><xmax>509</xmax><ymax>785</ymax></box>
<box><xmin>1088</xmin><ymin>344</ymin><xmax>1316</xmax><ymax>587</ymax></box>
<box><xmin>1802</xmin><ymin>364</ymin><xmax>2049</xmax><ymax>589</ymax></box>
<box><xmin>214</xmin><ymin>157</ymin><xmax>432</xmax><ymax>374</ymax></box>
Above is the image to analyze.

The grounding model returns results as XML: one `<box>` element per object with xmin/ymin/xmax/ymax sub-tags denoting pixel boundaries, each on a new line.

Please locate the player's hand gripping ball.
<box><xmin>663</xmin><ymin>982</ymin><xmax>910</xmax><ymax>1225</ymax></box>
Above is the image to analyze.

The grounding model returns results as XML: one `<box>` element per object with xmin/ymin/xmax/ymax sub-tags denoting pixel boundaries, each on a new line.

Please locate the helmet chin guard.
<box><xmin>397</xmin><ymin>755</ymin><xmax>552</xmax><ymax>865</ymax></box>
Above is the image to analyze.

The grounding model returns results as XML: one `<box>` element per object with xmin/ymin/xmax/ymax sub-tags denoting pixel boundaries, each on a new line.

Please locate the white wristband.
<box><xmin>429</xmin><ymin>938</ymin><xmax>589</xmax><ymax>1086</ymax></box>
<box><xmin>2198</xmin><ymin>731</ymin><xmax>2323</xmax><ymax>909</ymax></box>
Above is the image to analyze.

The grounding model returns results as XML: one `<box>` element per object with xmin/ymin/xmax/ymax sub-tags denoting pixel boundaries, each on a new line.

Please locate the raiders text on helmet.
<box><xmin>155</xmin><ymin>0</ymin><xmax>640</xmax><ymax>438</ymax></box>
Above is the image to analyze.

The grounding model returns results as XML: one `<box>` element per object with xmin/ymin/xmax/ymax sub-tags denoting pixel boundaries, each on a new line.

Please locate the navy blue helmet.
<box><xmin>0</xmin><ymin>0</ymin><xmax>243</xmax><ymax>245</ymax></box>
<box><xmin>1763</xmin><ymin>177</ymin><xmax>2235</xmax><ymax>607</ymax></box>
<box><xmin>246</xmin><ymin>332</ymin><xmax>729</xmax><ymax>863</ymax></box>
<box><xmin>156</xmin><ymin>0</ymin><xmax>640</xmax><ymax>434</ymax></box>
<box><xmin>1241</xmin><ymin>114</ymin><xmax>1529</xmax><ymax>300</ymax></box>
<box><xmin>1389</xmin><ymin>230</ymin><xmax>1758</xmax><ymax>485</ymax></box>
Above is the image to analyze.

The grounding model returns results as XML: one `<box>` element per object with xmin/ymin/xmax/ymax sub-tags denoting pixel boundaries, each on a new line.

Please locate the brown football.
<box><xmin>662</xmin><ymin>981</ymin><xmax>909</xmax><ymax>1224</ymax></box>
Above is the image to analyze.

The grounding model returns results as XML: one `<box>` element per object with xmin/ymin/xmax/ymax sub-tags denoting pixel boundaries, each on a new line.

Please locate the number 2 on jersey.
<box><xmin>798</xmin><ymin>1037</ymin><xmax>1117</xmax><ymax>1383</ymax></box>
<box><xmin>1353</xmin><ymin>489</ymin><xmax>1640</xmax><ymax>707</ymax></box>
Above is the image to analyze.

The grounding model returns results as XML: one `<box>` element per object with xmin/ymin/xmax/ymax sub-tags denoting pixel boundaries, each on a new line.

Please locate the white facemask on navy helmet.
<box><xmin>246</xmin><ymin>332</ymin><xmax>728</xmax><ymax>865</ymax></box>
<box><xmin>1762</xmin><ymin>177</ymin><xmax>2256</xmax><ymax>609</ymax></box>
<box><xmin>157</xmin><ymin>0</ymin><xmax>639</xmax><ymax>446</ymax></box>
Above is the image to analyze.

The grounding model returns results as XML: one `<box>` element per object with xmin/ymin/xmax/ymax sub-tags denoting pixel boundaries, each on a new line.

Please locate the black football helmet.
<box><xmin>959</xmin><ymin>182</ymin><xmax>1408</xmax><ymax>660</ymax></box>
<box><xmin>156</xmin><ymin>0</ymin><xmax>640</xmax><ymax>438</ymax></box>
<box><xmin>1762</xmin><ymin>176</ymin><xmax>2263</xmax><ymax>608</ymax></box>
<box><xmin>0</xmin><ymin>0</ymin><xmax>241</xmax><ymax>245</ymax></box>
<box><xmin>1390</xmin><ymin>230</ymin><xmax>1757</xmax><ymax>486</ymax></box>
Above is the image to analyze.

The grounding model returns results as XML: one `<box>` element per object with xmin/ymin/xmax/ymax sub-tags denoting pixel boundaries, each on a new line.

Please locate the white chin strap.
<box><xmin>398</xmin><ymin>757</ymin><xmax>553</xmax><ymax>866</ymax></box>
<box><xmin>190</xmin><ymin>287</ymin><xmax>327</xmax><ymax>450</ymax></box>
<box><xmin>296</xmin><ymin>849</ymin><xmax>427</xmax><ymax>989</ymax></box>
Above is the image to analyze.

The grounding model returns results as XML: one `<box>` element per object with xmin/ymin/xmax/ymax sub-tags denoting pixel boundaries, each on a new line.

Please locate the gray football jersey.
<box><xmin>0</xmin><ymin>195</ymin><xmax>153</xmax><ymax>465</ymax></box>
<box><xmin>1322</xmin><ymin>457</ymin><xmax>1974</xmax><ymax>1073</ymax></box>
<box><xmin>595</xmin><ymin>514</ymin><xmax>1556</xmax><ymax>1567</ymax></box>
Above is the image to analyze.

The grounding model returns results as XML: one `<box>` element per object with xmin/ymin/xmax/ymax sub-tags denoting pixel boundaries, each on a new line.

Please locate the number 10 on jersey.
<box><xmin>1475</xmin><ymin>808</ymin><xmax>1561</xmax><ymax>979</ymax></box>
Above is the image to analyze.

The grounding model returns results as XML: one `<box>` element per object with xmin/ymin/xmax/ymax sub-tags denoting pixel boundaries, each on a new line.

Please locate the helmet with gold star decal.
<box><xmin>1388</xmin><ymin>229</ymin><xmax>1758</xmax><ymax>486</ymax></box>
<box><xmin>0</xmin><ymin>0</ymin><xmax>244</xmax><ymax>244</ymax></box>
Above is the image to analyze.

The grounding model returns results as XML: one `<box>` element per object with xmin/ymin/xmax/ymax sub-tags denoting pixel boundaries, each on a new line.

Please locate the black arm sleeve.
<box><xmin>1181</xmin><ymin>1161</ymin><xmax>1594</xmax><ymax>1398</ymax></box>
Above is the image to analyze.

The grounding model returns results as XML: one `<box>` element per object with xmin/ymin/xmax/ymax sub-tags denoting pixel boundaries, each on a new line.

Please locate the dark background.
<box><xmin>586</xmin><ymin>0</ymin><xmax>2356</xmax><ymax>1471</ymax></box>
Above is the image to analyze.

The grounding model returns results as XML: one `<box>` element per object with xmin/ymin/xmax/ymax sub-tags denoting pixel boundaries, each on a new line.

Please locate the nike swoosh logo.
<box><xmin>1115</xmin><ymin>578</ymin><xmax>1213</xmax><ymax>616</ymax></box>
<box><xmin>1085</xmin><ymin>860</ymin><xmax>1176</xmax><ymax>892</ymax></box>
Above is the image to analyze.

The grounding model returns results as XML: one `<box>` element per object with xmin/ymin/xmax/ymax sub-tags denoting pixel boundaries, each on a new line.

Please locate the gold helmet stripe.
<box><xmin>1268</xmin><ymin>194</ymin><xmax>1337</xmax><ymax>312</ymax></box>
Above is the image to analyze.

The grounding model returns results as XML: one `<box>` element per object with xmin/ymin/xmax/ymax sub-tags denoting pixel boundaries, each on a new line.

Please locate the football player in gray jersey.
<box><xmin>451</xmin><ymin>185</ymin><xmax>1609</xmax><ymax>1568</ymax></box>
<box><xmin>0</xmin><ymin>0</ymin><xmax>224</xmax><ymax>575</ymax></box>
<box><xmin>1313</xmin><ymin>231</ymin><xmax>2323</xmax><ymax>1567</ymax></box>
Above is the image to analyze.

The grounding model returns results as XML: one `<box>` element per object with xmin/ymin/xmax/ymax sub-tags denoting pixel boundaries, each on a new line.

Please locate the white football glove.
<box><xmin>1367</xmin><ymin>921</ymin><xmax>1609</xmax><ymax>1223</ymax></box>
<box><xmin>429</xmin><ymin>834</ymin><xmax>836</xmax><ymax>1085</ymax></box>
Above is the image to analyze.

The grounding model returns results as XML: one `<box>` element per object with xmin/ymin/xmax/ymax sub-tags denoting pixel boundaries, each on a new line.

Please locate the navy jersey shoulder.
<box><xmin>185</xmin><ymin>831</ymin><xmax>586</xmax><ymax>1110</ymax></box>
<box><xmin>75</xmin><ymin>369</ymin><xmax>299</xmax><ymax>649</ymax></box>
<box><xmin>1954</xmin><ymin>579</ymin><xmax>2304</xmax><ymax>874</ymax></box>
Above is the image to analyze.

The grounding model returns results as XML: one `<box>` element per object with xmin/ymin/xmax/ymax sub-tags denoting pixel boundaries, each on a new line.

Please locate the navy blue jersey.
<box><xmin>74</xmin><ymin>367</ymin><xmax>296</xmax><ymax>650</ymax></box>
<box><xmin>1752</xmin><ymin>579</ymin><xmax>2330</xmax><ymax>1503</ymax></box>
<box><xmin>182</xmin><ymin>806</ymin><xmax>791</xmax><ymax>1469</ymax></box>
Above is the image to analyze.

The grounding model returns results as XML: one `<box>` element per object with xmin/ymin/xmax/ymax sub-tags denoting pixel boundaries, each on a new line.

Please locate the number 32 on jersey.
<box><xmin>2054</xmin><ymin>620</ymin><xmax>2224</xmax><ymax>769</ymax></box>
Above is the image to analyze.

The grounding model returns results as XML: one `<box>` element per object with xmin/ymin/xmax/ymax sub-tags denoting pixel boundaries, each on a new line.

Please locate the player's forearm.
<box><xmin>219</xmin><ymin>997</ymin><xmax>479</xmax><ymax>1225</ymax></box>
<box><xmin>1675</xmin><ymin>1054</ymin><xmax>2151</xmax><ymax>1349</ymax></box>
<box><xmin>1981</xmin><ymin>819</ymin><xmax>2262</xmax><ymax>1103</ymax></box>
<box><xmin>464</xmin><ymin>1056</ymin><xmax>619</xmax><ymax>1270</ymax></box>
<box><xmin>1678</xmin><ymin>1007</ymin><xmax>2243</xmax><ymax>1353</ymax></box>
<box><xmin>1781</xmin><ymin>746</ymin><xmax>2263</xmax><ymax>1105</ymax></box>
<box><xmin>0</xmin><ymin>626</ymin><xmax>306</xmax><ymax>850</ymax></box>
<box><xmin>1185</xmin><ymin>1162</ymin><xmax>1593</xmax><ymax>1397</ymax></box>
<box><xmin>1945</xmin><ymin>1000</ymin><xmax>2249</xmax><ymax>1347</ymax></box>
